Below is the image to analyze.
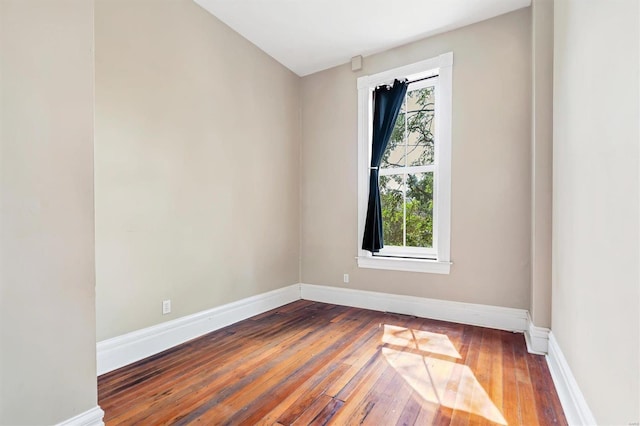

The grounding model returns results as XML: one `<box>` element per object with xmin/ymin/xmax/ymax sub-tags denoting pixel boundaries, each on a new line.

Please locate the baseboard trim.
<box><xmin>546</xmin><ymin>332</ymin><xmax>597</xmax><ymax>426</ymax></box>
<box><xmin>300</xmin><ymin>283</ymin><xmax>528</xmax><ymax>332</ymax></box>
<box><xmin>56</xmin><ymin>406</ymin><xmax>104</xmax><ymax>426</ymax></box>
<box><xmin>97</xmin><ymin>284</ymin><xmax>300</xmax><ymax>375</ymax></box>
<box><xmin>97</xmin><ymin>283</ymin><xmax>540</xmax><ymax>375</ymax></box>
<box><xmin>524</xmin><ymin>312</ymin><xmax>550</xmax><ymax>355</ymax></box>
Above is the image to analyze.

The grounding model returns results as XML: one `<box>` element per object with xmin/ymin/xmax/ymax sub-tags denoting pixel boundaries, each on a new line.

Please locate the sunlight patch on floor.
<box><xmin>382</xmin><ymin>325</ymin><xmax>507</xmax><ymax>425</ymax></box>
<box><xmin>382</xmin><ymin>324</ymin><xmax>462</xmax><ymax>359</ymax></box>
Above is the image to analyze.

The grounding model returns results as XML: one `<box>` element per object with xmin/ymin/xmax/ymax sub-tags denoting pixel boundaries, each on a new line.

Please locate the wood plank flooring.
<box><xmin>98</xmin><ymin>300</ymin><xmax>567</xmax><ymax>425</ymax></box>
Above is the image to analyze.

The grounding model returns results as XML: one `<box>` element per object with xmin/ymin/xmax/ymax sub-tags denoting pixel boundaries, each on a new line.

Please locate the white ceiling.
<box><xmin>194</xmin><ymin>0</ymin><xmax>531</xmax><ymax>77</ymax></box>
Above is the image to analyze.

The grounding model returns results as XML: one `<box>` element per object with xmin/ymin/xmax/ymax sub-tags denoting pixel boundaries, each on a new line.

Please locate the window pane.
<box><xmin>405</xmin><ymin>172</ymin><xmax>433</xmax><ymax>248</ymax></box>
<box><xmin>380</xmin><ymin>174</ymin><xmax>404</xmax><ymax>246</ymax></box>
<box><xmin>380</xmin><ymin>100</ymin><xmax>406</xmax><ymax>169</ymax></box>
<box><xmin>406</xmin><ymin>87</ymin><xmax>435</xmax><ymax>166</ymax></box>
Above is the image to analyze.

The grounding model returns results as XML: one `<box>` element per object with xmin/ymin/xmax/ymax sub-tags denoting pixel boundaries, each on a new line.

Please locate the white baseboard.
<box><xmin>97</xmin><ymin>284</ymin><xmax>300</xmax><ymax>375</ymax></box>
<box><xmin>546</xmin><ymin>332</ymin><xmax>597</xmax><ymax>426</ymax></box>
<box><xmin>98</xmin><ymin>283</ymin><xmax>540</xmax><ymax>375</ymax></box>
<box><xmin>94</xmin><ymin>283</ymin><xmax>580</xmax><ymax>426</ymax></box>
<box><xmin>56</xmin><ymin>406</ymin><xmax>104</xmax><ymax>426</ymax></box>
<box><xmin>300</xmin><ymin>283</ymin><xmax>528</xmax><ymax>332</ymax></box>
<box><xmin>524</xmin><ymin>312</ymin><xmax>550</xmax><ymax>354</ymax></box>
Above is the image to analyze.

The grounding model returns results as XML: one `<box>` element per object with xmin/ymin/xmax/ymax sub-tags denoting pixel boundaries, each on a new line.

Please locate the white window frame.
<box><xmin>357</xmin><ymin>52</ymin><xmax>453</xmax><ymax>274</ymax></box>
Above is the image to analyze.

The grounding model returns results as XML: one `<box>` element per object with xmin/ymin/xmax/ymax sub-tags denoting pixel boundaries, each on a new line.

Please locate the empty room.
<box><xmin>1</xmin><ymin>0</ymin><xmax>638</xmax><ymax>425</ymax></box>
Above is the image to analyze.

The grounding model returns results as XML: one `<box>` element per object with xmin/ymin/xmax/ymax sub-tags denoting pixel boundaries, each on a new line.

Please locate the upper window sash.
<box><xmin>381</xmin><ymin>78</ymin><xmax>438</xmax><ymax>173</ymax></box>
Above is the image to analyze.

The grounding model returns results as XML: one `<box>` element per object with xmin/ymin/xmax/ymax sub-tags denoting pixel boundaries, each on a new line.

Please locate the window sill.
<box><xmin>357</xmin><ymin>255</ymin><xmax>451</xmax><ymax>274</ymax></box>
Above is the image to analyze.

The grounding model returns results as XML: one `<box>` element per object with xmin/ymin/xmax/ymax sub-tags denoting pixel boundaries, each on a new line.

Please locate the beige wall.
<box><xmin>552</xmin><ymin>0</ymin><xmax>639</xmax><ymax>423</ymax></box>
<box><xmin>95</xmin><ymin>0</ymin><xmax>301</xmax><ymax>340</ymax></box>
<box><xmin>301</xmin><ymin>9</ymin><xmax>533</xmax><ymax>309</ymax></box>
<box><xmin>0</xmin><ymin>0</ymin><xmax>98</xmax><ymax>424</ymax></box>
<box><xmin>530</xmin><ymin>0</ymin><xmax>553</xmax><ymax>328</ymax></box>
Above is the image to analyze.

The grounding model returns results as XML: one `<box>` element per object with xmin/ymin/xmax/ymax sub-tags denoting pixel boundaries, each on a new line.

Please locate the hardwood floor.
<box><xmin>98</xmin><ymin>300</ymin><xmax>567</xmax><ymax>425</ymax></box>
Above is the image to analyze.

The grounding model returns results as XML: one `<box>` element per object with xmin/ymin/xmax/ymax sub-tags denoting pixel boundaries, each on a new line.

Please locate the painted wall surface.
<box><xmin>0</xmin><ymin>0</ymin><xmax>98</xmax><ymax>424</ymax></box>
<box><xmin>530</xmin><ymin>0</ymin><xmax>553</xmax><ymax>328</ymax></box>
<box><xmin>552</xmin><ymin>0</ymin><xmax>639</xmax><ymax>424</ymax></box>
<box><xmin>95</xmin><ymin>0</ymin><xmax>301</xmax><ymax>340</ymax></box>
<box><xmin>300</xmin><ymin>9</ymin><xmax>533</xmax><ymax>309</ymax></box>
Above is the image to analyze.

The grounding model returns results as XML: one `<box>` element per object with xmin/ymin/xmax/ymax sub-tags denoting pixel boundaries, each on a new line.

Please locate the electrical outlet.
<box><xmin>343</xmin><ymin>274</ymin><xmax>349</xmax><ymax>283</ymax></box>
<box><xmin>162</xmin><ymin>299</ymin><xmax>171</xmax><ymax>315</ymax></box>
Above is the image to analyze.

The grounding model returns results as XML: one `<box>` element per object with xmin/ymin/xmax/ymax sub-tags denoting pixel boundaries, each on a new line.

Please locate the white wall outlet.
<box><xmin>343</xmin><ymin>274</ymin><xmax>349</xmax><ymax>283</ymax></box>
<box><xmin>162</xmin><ymin>299</ymin><xmax>171</xmax><ymax>315</ymax></box>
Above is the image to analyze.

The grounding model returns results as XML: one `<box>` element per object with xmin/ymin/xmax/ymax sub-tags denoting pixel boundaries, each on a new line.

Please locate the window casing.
<box><xmin>357</xmin><ymin>53</ymin><xmax>453</xmax><ymax>274</ymax></box>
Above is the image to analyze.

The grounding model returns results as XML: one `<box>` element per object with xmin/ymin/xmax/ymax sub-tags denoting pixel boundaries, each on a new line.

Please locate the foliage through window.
<box><xmin>379</xmin><ymin>82</ymin><xmax>436</xmax><ymax>252</ymax></box>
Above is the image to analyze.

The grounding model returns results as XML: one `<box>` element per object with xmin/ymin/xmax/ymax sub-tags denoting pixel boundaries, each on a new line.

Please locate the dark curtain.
<box><xmin>362</xmin><ymin>79</ymin><xmax>408</xmax><ymax>253</ymax></box>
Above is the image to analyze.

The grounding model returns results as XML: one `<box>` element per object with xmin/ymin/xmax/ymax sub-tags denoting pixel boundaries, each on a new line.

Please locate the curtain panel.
<box><xmin>362</xmin><ymin>79</ymin><xmax>408</xmax><ymax>253</ymax></box>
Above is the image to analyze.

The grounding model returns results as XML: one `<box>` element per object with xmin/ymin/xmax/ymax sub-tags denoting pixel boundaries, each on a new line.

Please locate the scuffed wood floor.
<box><xmin>98</xmin><ymin>300</ymin><xmax>566</xmax><ymax>425</ymax></box>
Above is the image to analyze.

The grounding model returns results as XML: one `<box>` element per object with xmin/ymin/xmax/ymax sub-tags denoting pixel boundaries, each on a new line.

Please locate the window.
<box><xmin>357</xmin><ymin>53</ymin><xmax>452</xmax><ymax>274</ymax></box>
